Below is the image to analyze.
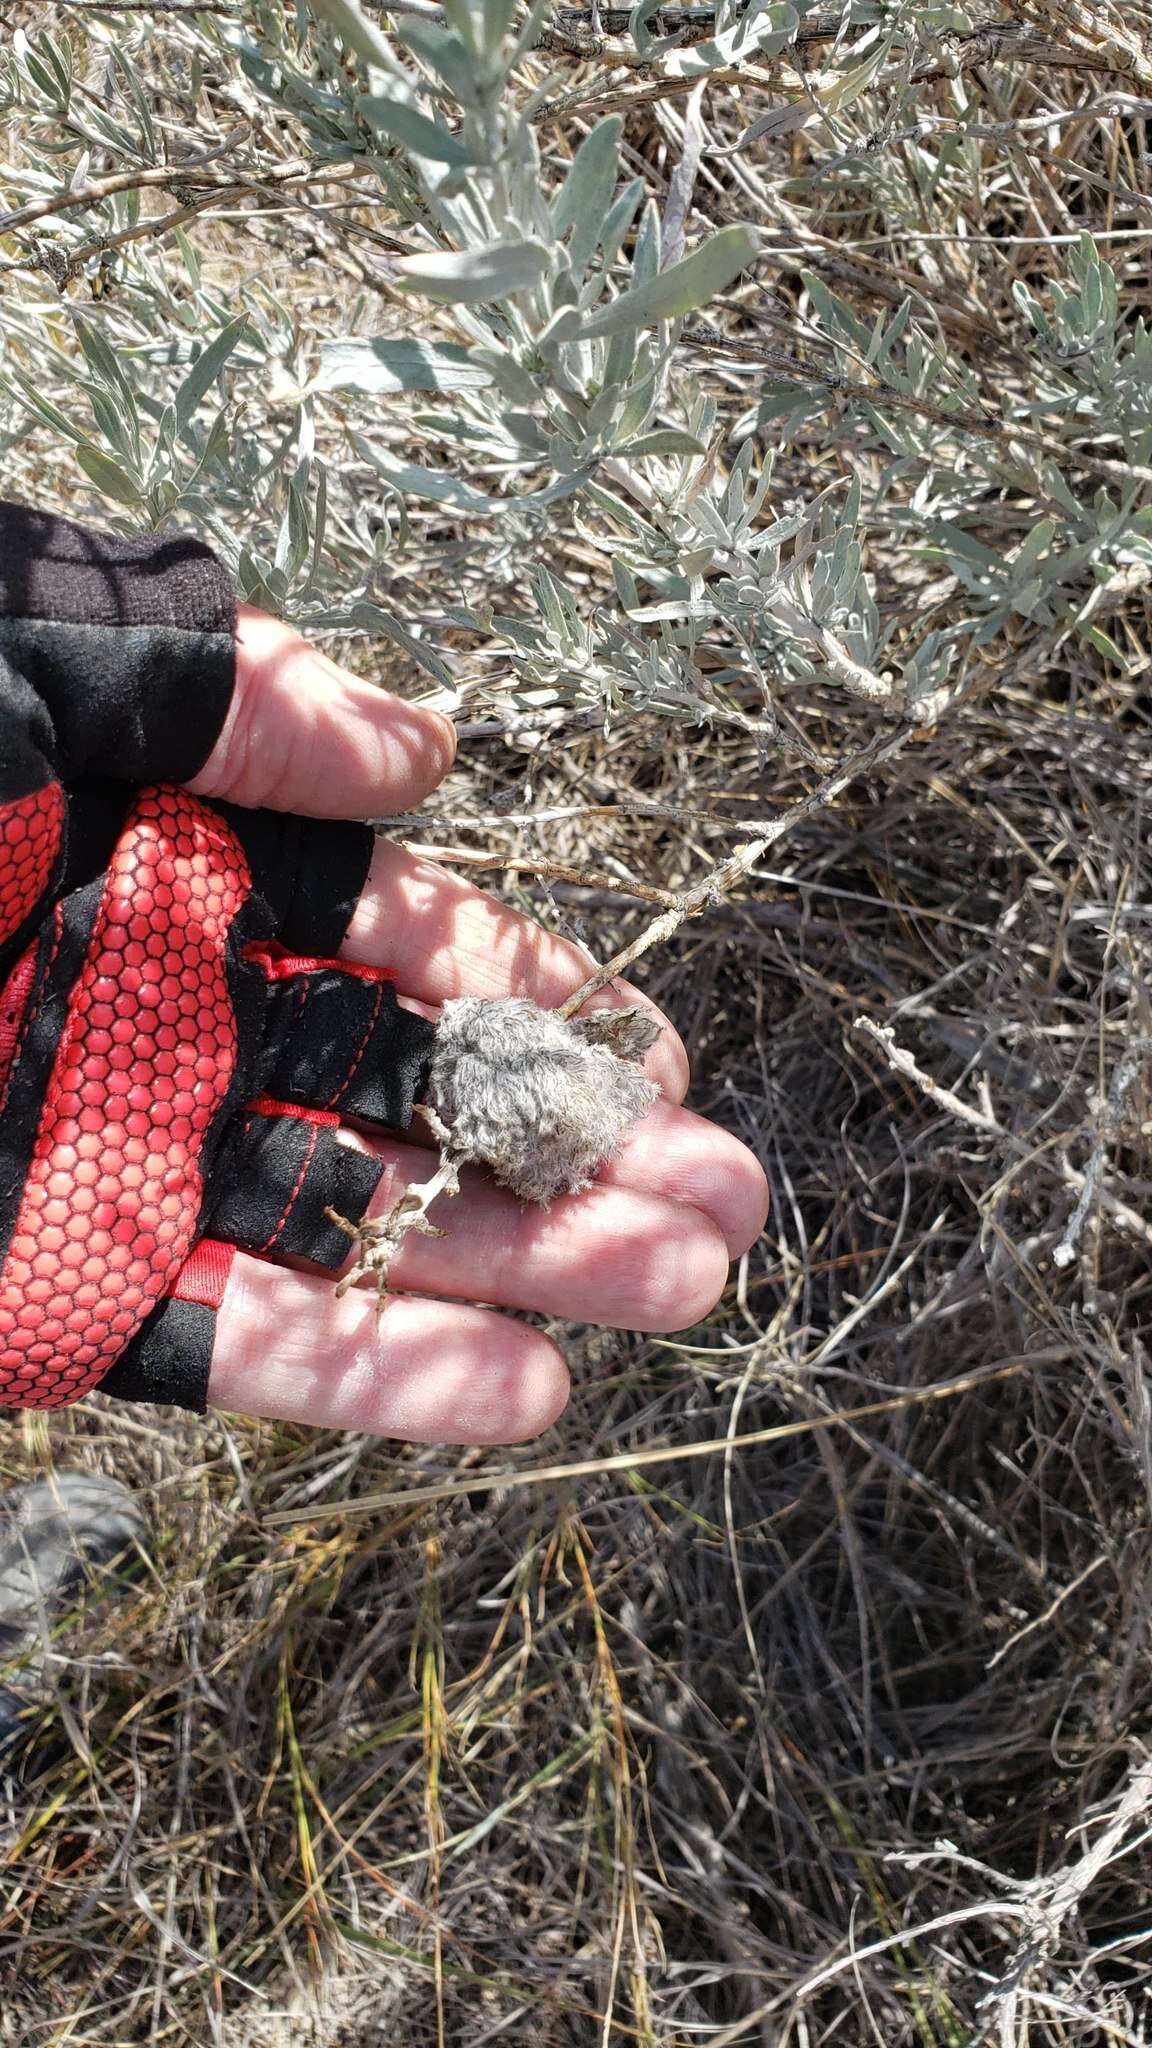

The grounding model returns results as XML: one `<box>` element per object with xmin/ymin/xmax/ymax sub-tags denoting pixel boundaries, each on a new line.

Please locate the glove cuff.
<box><xmin>0</xmin><ymin>501</ymin><xmax>235</xmax><ymax>786</ymax></box>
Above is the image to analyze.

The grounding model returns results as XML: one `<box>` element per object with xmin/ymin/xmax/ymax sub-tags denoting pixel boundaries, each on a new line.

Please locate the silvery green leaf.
<box><xmin>174</xmin><ymin>315</ymin><xmax>249</xmax><ymax>435</ymax></box>
<box><xmin>614</xmin><ymin>361</ymin><xmax>660</xmax><ymax>439</ymax></box>
<box><xmin>664</xmin><ymin>0</ymin><xmax>800</xmax><ymax>76</ymax></box>
<box><xmin>868</xmin><ymin>296</ymin><xmax>912</xmax><ymax>366</ymax></box>
<box><xmin>309</xmin><ymin>0</ymin><xmax>402</xmax><ymax>73</ymax></box>
<box><xmin>155</xmin><ymin>403</ymin><xmax>177</xmax><ymax>463</ymax></box>
<box><xmin>467</xmin><ymin>347</ymin><xmax>540</xmax><ymax>403</ymax></box>
<box><xmin>273</xmin><ymin>474</ymin><xmax>311</xmax><ymax>578</ymax></box>
<box><xmin>691</xmin><ymin>495</ymin><xmax>741</xmax><ymax>545</ymax></box>
<box><xmin>724</xmin><ymin>437</ymin><xmax>755</xmax><ymax>522</ymax></box>
<box><xmin>613</xmin><ymin>558</ymin><xmax>640</xmax><ymax>610</ymax></box>
<box><xmin>628</xmin><ymin>597</ymin><xmax>720</xmax><ymax>622</ymax></box>
<box><xmin>600</xmin><ymin>178</ymin><xmax>646</xmax><ymax>270</ymax></box>
<box><xmin>352</xmin><ymin>434</ymin><xmax>593</xmax><ymax>513</ymax></box>
<box><xmin>438</xmin><ymin>0</ymin><xmax>477</xmax><ymax>46</ymax></box>
<box><xmin>4</xmin><ymin>376</ymin><xmax>90</xmax><ymax>447</ymax></box>
<box><xmin>398</xmin><ymin>21</ymin><xmax>483</xmax><ymax>104</ymax></box>
<box><xmin>174</xmin><ymin>228</ymin><xmax>202</xmax><ymax>289</ymax></box>
<box><xmin>308</xmin><ymin>464</ymin><xmax>328</xmax><ymax>590</ymax></box>
<box><xmin>802</xmin><ymin>269</ymin><xmax>871</xmax><ymax>351</ymax></box>
<box><xmin>681</xmin><ymin>546</ymin><xmax>717</xmax><ymax>577</ymax></box>
<box><xmin>112</xmin><ymin>48</ymin><xmax>156</xmax><ymax>159</ymax></box>
<box><xmin>631</xmin><ymin>200</ymin><xmax>662</xmax><ymax>288</ymax></box>
<box><xmin>337</xmin><ymin>603</ymin><xmax>456</xmax><ymax>688</ymax></box>
<box><xmin>357</xmin><ymin>94</ymin><xmax>478</xmax><ymax>166</ymax></box>
<box><xmin>536</xmin><ymin>305</ymin><xmax>582</xmax><ymax>351</ymax></box>
<box><xmin>479</xmin><ymin>0</ymin><xmax>518</xmax><ymax>51</ymax></box>
<box><xmin>583</xmin><ymin>480</ymin><xmax>659</xmax><ymax>542</ymax></box>
<box><xmin>603</xmin><ymin>325</ymin><xmax>638</xmax><ymax>389</ymax></box>
<box><xmin>1011</xmin><ymin>517</ymin><xmax>1057</xmax><ymax>581</ymax></box>
<box><xmin>87</xmin><ymin>388</ymin><xmax>137</xmax><ymax>466</ymax></box>
<box><xmin>731</xmin><ymin>0</ymin><xmax>797</xmax><ymax>51</ymax></box>
<box><xmin>552</xmin><ymin>117</ymin><xmax>622</xmax><ymax>274</ymax></box>
<box><xmin>618</xmin><ymin>429</ymin><xmax>706</xmax><ymax>457</ymax></box>
<box><xmin>534</xmin><ymin>565</ymin><xmax>584</xmax><ymax>646</ymax></box>
<box><xmin>501</xmin><ymin>412</ymin><xmax>551</xmax><ymax>454</ymax></box>
<box><xmin>395</xmin><ymin>239</ymin><xmax>552</xmax><ymax>304</ymax></box>
<box><xmin>72</xmin><ymin>317</ymin><xmax>137</xmax><ymax>430</ymax></box>
<box><xmin>817</xmin><ymin>32</ymin><xmax>893</xmax><ymax>115</ymax></box>
<box><xmin>580</xmin><ymin>226</ymin><xmax>758</xmax><ymax>339</ymax></box>
<box><xmin>76</xmin><ymin>445</ymin><xmax>141</xmax><ymax>504</ymax></box>
<box><xmin>22</xmin><ymin>39</ymin><xmax>69</xmax><ymax>109</ymax></box>
<box><xmin>723</xmin><ymin>100</ymin><xmax>815</xmax><ymax>153</ymax></box>
<box><xmin>315</xmin><ymin>337</ymin><xmax>494</xmax><ymax>394</ymax></box>
<box><xmin>630</xmin><ymin>0</ymin><xmax>687</xmax><ymax>58</ymax></box>
<box><xmin>584</xmin><ymin>386</ymin><xmax>625</xmax><ymax>442</ymax></box>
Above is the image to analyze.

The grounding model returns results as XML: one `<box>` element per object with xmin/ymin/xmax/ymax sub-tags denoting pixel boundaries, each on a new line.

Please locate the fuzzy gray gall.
<box><xmin>427</xmin><ymin>997</ymin><xmax>662</xmax><ymax>1205</ymax></box>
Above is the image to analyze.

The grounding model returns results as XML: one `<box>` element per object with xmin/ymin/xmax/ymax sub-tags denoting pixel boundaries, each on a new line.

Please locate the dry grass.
<box><xmin>3</xmin><ymin>3</ymin><xmax>1152</xmax><ymax>2043</ymax></box>
<box><xmin>5</xmin><ymin>676</ymin><xmax>1151</xmax><ymax>2045</ymax></box>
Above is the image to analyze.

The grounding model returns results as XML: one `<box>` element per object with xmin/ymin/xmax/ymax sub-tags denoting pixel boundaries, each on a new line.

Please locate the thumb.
<box><xmin>188</xmin><ymin>607</ymin><xmax>456</xmax><ymax>818</ymax></box>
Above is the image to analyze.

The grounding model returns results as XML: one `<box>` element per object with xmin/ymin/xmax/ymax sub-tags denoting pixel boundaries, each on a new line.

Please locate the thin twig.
<box><xmin>1052</xmin><ymin>1038</ymin><xmax>1151</xmax><ymax>1266</ymax></box>
<box><xmin>855</xmin><ymin>1017</ymin><xmax>1152</xmax><ymax>1254</ymax></box>
<box><xmin>60</xmin><ymin>0</ymin><xmax>240</xmax><ymax>10</ymax></box>
<box><xmin>660</xmin><ymin>80</ymin><xmax>706</xmax><ymax>270</ymax></box>
<box><xmin>401</xmin><ymin>843</ymin><xmax>679</xmax><ymax>907</ymax></box>
<box><xmin>686</xmin><ymin>326</ymin><xmax>1152</xmax><ymax>489</ymax></box>
<box><xmin>854</xmin><ymin>1017</ymin><xmax>1002</xmax><ymax>1136</ymax></box>
<box><xmin>556</xmin><ymin>722</ymin><xmax>919</xmax><ymax>1018</ymax></box>
<box><xmin>0</xmin><ymin>153</ymin><xmax>312</xmax><ymax>237</ymax></box>
<box><xmin>63</xmin><ymin>0</ymin><xmax>446</xmax><ymax>12</ymax></box>
<box><xmin>534</xmin><ymin>19</ymin><xmax>1124</xmax><ymax>127</ymax></box>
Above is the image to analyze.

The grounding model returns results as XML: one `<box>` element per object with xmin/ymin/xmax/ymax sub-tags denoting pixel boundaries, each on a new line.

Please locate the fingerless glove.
<box><xmin>0</xmin><ymin>503</ymin><xmax>432</xmax><ymax>1414</ymax></box>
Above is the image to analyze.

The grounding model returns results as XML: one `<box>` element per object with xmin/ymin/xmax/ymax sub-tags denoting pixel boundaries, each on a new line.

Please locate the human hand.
<box><xmin>192</xmin><ymin>609</ymin><xmax>769</xmax><ymax>1443</ymax></box>
<box><xmin>0</xmin><ymin>502</ymin><xmax>766</xmax><ymax>1441</ymax></box>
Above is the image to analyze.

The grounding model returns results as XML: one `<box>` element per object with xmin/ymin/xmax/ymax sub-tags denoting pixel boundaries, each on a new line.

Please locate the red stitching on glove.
<box><xmin>325</xmin><ymin>978</ymin><xmax>384</xmax><ymax>1109</ymax></box>
<box><xmin>257</xmin><ymin>1119</ymin><xmax>322</xmax><ymax>1253</ymax></box>
<box><xmin>0</xmin><ymin>942</ymin><xmax>41</xmax><ymax>1117</ymax></box>
<box><xmin>244</xmin><ymin>941</ymin><xmax>400</xmax><ymax>986</ymax></box>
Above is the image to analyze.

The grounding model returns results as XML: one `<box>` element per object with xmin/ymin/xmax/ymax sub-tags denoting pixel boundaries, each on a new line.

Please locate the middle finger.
<box><xmin>341</xmin><ymin>837</ymin><xmax>691</xmax><ymax>1102</ymax></box>
<box><xmin>334</xmin><ymin>1131</ymin><xmax>733</xmax><ymax>1332</ymax></box>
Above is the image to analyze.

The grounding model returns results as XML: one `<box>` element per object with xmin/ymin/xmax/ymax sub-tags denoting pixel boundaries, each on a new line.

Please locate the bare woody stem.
<box><xmin>556</xmin><ymin>721</ymin><xmax>919</xmax><ymax>1020</ymax></box>
<box><xmin>0</xmin><ymin>152</ymin><xmax>336</xmax><ymax>238</ymax></box>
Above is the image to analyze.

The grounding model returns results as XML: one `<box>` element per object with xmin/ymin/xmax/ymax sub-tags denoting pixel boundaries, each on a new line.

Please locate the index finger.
<box><xmin>342</xmin><ymin>838</ymin><xmax>690</xmax><ymax>1101</ymax></box>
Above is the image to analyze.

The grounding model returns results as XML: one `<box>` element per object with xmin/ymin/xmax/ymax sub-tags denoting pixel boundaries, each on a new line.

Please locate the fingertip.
<box><xmin>628</xmin><ymin>1209</ymin><xmax>732</xmax><ymax>1332</ymax></box>
<box><xmin>575</xmin><ymin>985</ymin><xmax>691</xmax><ymax>1102</ymax></box>
<box><xmin>394</xmin><ymin>690</ymin><xmax>456</xmax><ymax>790</ymax></box>
<box><xmin>475</xmin><ymin>1325</ymin><xmax>571</xmax><ymax>1443</ymax></box>
<box><xmin>597</xmin><ymin>1101</ymin><xmax>770</xmax><ymax>1256</ymax></box>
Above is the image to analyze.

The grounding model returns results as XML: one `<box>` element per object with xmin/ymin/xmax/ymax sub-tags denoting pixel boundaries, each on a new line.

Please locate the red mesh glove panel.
<box><xmin>0</xmin><ymin>784</ymin><xmax>65</xmax><ymax>949</ymax></box>
<box><xmin>0</xmin><ymin>790</ymin><xmax>246</xmax><ymax>1408</ymax></box>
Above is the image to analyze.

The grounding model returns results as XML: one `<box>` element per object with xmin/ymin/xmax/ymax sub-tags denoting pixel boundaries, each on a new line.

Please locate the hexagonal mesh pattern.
<box><xmin>0</xmin><ymin>781</ymin><xmax>65</xmax><ymax>949</ymax></box>
<box><xmin>0</xmin><ymin>788</ymin><xmax>249</xmax><ymax>1409</ymax></box>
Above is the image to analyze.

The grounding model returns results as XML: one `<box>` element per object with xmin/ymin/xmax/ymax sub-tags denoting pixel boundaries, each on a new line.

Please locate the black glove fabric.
<box><xmin>0</xmin><ymin>502</ymin><xmax>433</xmax><ymax>1414</ymax></box>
